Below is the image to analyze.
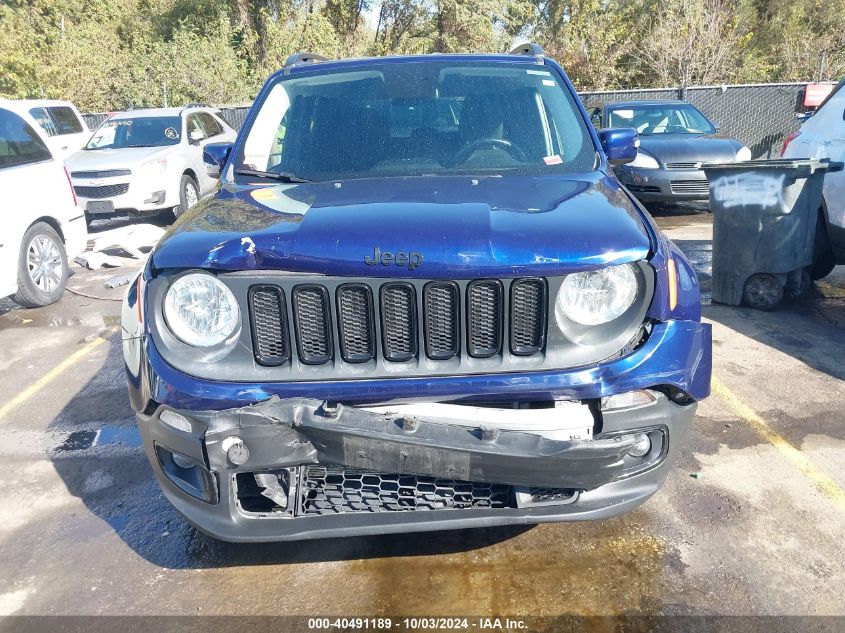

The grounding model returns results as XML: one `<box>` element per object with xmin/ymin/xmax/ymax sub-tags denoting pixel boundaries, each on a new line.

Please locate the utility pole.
<box><xmin>163</xmin><ymin>82</ymin><xmax>168</xmax><ymax>108</ymax></box>
<box><xmin>817</xmin><ymin>51</ymin><xmax>826</xmax><ymax>82</ymax></box>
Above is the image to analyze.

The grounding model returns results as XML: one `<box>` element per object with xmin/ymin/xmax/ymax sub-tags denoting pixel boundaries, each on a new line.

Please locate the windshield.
<box><xmin>237</xmin><ymin>62</ymin><xmax>595</xmax><ymax>182</ymax></box>
<box><xmin>608</xmin><ymin>104</ymin><xmax>715</xmax><ymax>135</ymax></box>
<box><xmin>85</xmin><ymin>116</ymin><xmax>182</xmax><ymax>149</ymax></box>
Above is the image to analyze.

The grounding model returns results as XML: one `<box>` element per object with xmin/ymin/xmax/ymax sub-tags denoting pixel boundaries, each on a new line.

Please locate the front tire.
<box><xmin>174</xmin><ymin>174</ymin><xmax>199</xmax><ymax>219</ymax></box>
<box><xmin>13</xmin><ymin>222</ymin><xmax>69</xmax><ymax>307</ymax></box>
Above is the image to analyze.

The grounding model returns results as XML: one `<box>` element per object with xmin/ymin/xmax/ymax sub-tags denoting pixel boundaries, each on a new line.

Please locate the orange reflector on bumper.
<box><xmin>667</xmin><ymin>258</ymin><xmax>678</xmax><ymax>310</ymax></box>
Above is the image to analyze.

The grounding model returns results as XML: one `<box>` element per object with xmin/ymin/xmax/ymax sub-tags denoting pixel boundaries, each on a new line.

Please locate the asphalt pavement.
<box><xmin>0</xmin><ymin>208</ymin><xmax>842</xmax><ymax>624</ymax></box>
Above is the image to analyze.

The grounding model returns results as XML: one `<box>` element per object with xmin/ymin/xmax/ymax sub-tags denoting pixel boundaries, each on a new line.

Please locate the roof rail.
<box><xmin>283</xmin><ymin>52</ymin><xmax>329</xmax><ymax>74</ymax></box>
<box><xmin>509</xmin><ymin>42</ymin><xmax>545</xmax><ymax>62</ymax></box>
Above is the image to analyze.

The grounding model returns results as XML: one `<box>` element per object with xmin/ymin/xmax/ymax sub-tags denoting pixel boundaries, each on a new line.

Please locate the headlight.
<box><xmin>556</xmin><ymin>263</ymin><xmax>639</xmax><ymax>326</ymax></box>
<box><xmin>163</xmin><ymin>273</ymin><xmax>240</xmax><ymax>346</ymax></box>
<box><xmin>628</xmin><ymin>151</ymin><xmax>659</xmax><ymax>169</ymax></box>
<box><xmin>141</xmin><ymin>157</ymin><xmax>168</xmax><ymax>176</ymax></box>
<box><xmin>735</xmin><ymin>146</ymin><xmax>751</xmax><ymax>161</ymax></box>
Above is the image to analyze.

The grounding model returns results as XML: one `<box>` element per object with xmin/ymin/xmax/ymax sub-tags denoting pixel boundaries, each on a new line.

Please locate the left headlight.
<box><xmin>556</xmin><ymin>263</ymin><xmax>639</xmax><ymax>326</ymax></box>
<box><xmin>163</xmin><ymin>273</ymin><xmax>240</xmax><ymax>346</ymax></box>
<box><xmin>735</xmin><ymin>146</ymin><xmax>751</xmax><ymax>161</ymax></box>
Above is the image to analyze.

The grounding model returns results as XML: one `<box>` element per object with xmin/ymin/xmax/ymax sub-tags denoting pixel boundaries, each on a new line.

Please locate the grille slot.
<box><xmin>248</xmin><ymin>286</ymin><xmax>289</xmax><ymax>366</ymax></box>
<box><xmin>670</xmin><ymin>180</ymin><xmax>709</xmax><ymax>195</ymax></box>
<box><xmin>380</xmin><ymin>283</ymin><xmax>417</xmax><ymax>362</ymax></box>
<box><xmin>510</xmin><ymin>278</ymin><xmax>547</xmax><ymax>355</ymax></box>
<box><xmin>664</xmin><ymin>162</ymin><xmax>699</xmax><ymax>170</ymax></box>
<box><xmin>299</xmin><ymin>466</ymin><xmax>514</xmax><ymax>514</ymax></box>
<box><xmin>70</xmin><ymin>169</ymin><xmax>131</xmax><ymax>178</ymax></box>
<box><xmin>292</xmin><ymin>285</ymin><xmax>332</xmax><ymax>365</ymax></box>
<box><xmin>423</xmin><ymin>282</ymin><xmax>459</xmax><ymax>360</ymax></box>
<box><xmin>467</xmin><ymin>280</ymin><xmax>503</xmax><ymax>358</ymax></box>
<box><xmin>336</xmin><ymin>284</ymin><xmax>375</xmax><ymax>363</ymax></box>
<box><xmin>73</xmin><ymin>183</ymin><xmax>129</xmax><ymax>199</ymax></box>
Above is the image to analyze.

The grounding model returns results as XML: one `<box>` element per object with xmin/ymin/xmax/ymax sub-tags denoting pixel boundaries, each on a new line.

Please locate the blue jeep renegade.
<box><xmin>122</xmin><ymin>45</ymin><xmax>711</xmax><ymax>542</ymax></box>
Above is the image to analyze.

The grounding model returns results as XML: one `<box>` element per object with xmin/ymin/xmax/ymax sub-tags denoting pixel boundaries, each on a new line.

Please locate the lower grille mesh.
<box><xmin>73</xmin><ymin>183</ymin><xmax>129</xmax><ymax>199</ymax></box>
<box><xmin>299</xmin><ymin>466</ymin><xmax>514</xmax><ymax>514</ymax></box>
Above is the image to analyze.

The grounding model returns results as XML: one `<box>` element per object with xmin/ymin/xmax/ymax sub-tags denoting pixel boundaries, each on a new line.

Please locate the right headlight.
<box><xmin>628</xmin><ymin>150</ymin><xmax>659</xmax><ymax>169</ymax></box>
<box><xmin>163</xmin><ymin>273</ymin><xmax>240</xmax><ymax>346</ymax></box>
<box><xmin>556</xmin><ymin>263</ymin><xmax>639</xmax><ymax>326</ymax></box>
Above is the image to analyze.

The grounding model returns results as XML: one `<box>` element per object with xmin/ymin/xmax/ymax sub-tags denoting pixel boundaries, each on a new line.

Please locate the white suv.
<box><xmin>783</xmin><ymin>79</ymin><xmax>845</xmax><ymax>279</ymax></box>
<box><xmin>0</xmin><ymin>103</ymin><xmax>88</xmax><ymax>307</ymax></box>
<box><xmin>10</xmin><ymin>99</ymin><xmax>91</xmax><ymax>161</ymax></box>
<box><xmin>66</xmin><ymin>106</ymin><xmax>236</xmax><ymax>223</ymax></box>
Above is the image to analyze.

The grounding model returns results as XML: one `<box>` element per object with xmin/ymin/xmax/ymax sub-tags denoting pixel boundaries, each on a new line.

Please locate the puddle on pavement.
<box><xmin>343</xmin><ymin>519</ymin><xmax>673</xmax><ymax>616</ymax></box>
<box><xmin>55</xmin><ymin>425</ymin><xmax>141</xmax><ymax>453</ymax></box>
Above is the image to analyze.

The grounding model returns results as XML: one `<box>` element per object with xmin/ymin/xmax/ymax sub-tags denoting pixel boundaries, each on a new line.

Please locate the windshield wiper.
<box><xmin>235</xmin><ymin>168</ymin><xmax>313</xmax><ymax>183</ymax></box>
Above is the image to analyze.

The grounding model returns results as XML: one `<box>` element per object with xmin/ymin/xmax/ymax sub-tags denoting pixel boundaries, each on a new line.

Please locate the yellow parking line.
<box><xmin>712</xmin><ymin>377</ymin><xmax>845</xmax><ymax>512</ymax></box>
<box><xmin>0</xmin><ymin>328</ymin><xmax>118</xmax><ymax>421</ymax></box>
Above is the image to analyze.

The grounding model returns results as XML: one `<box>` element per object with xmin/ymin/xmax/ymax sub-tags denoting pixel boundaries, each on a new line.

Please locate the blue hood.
<box><xmin>151</xmin><ymin>173</ymin><xmax>653</xmax><ymax>278</ymax></box>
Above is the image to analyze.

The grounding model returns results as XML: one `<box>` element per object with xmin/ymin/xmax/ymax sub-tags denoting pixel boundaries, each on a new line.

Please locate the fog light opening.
<box><xmin>171</xmin><ymin>451</ymin><xmax>195</xmax><ymax>469</ymax></box>
<box><xmin>628</xmin><ymin>433</ymin><xmax>651</xmax><ymax>458</ymax></box>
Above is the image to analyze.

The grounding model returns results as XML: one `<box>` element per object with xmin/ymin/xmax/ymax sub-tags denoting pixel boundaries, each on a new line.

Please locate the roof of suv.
<box><xmin>109</xmin><ymin>106</ymin><xmax>212</xmax><ymax>118</ymax></box>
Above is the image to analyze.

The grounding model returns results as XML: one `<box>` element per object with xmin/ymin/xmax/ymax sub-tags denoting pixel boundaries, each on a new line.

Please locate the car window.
<box><xmin>186</xmin><ymin>114</ymin><xmax>208</xmax><ymax>142</ymax></box>
<box><xmin>47</xmin><ymin>106</ymin><xmax>84</xmax><ymax>134</ymax></box>
<box><xmin>198</xmin><ymin>113</ymin><xmax>224</xmax><ymax>138</ymax></box>
<box><xmin>239</xmin><ymin>61</ymin><xmax>595</xmax><ymax>181</ymax></box>
<box><xmin>608</xmin><ymin>104</ymin><xmax>715</xmax><ymax>135</ymax></box>
<box><xmin>0</xmin><ymin>108</ymin><xmax>53</xmax><ymax>169</ymax></box>
<box><xmin>86</xmin><ymin>116</ymin><xmax>182</xmax><ymax>149</ymax></box>
<box><xmin>29</xmin><ymin>107</ymin><xmax>59</xmax><ymax>137</ymax></box>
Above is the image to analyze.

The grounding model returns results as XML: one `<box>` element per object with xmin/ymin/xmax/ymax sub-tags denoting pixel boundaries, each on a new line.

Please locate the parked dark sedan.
<box><xmin>588</xmin><ymin>100</ymin><xmax>750</xmax><ymax>203</ymax></box>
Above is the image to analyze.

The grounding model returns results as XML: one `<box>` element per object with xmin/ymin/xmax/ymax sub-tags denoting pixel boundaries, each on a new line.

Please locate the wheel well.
<box><xmin>183</xmin><ymin>168</ymin><xmax>198</xmax><ymax>184</ymax></box>
<box><xmin>29</xmin><ymin>216</ymin><xmax>65</xmax><ymax>243</ymax></box>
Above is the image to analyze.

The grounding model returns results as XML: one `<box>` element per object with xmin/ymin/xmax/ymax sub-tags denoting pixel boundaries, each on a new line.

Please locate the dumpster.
<box><xmin>701</xmin><ymin>158</ymin><xmax>843</xmax><ymax>310</ymax></box>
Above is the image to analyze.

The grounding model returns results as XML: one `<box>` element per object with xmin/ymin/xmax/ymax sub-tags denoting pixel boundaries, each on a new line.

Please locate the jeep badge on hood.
<box><xmin>364</xmin><ymin>246</ymin><xmax>424</xmax><ymax>270</ymax></box>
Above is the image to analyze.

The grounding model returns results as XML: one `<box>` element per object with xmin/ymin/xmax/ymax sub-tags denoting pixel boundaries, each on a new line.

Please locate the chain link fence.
<box><xmin>83</xmin><ymin>82</ymin><xmax>809</xmax><ymax>160</ymax></box>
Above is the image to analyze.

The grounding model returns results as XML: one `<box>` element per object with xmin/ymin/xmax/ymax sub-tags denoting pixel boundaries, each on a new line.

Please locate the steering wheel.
<box><xmin>452</xmin><ymin>138</ymin><xmax>528</xmax><ymax>165</ymax></box>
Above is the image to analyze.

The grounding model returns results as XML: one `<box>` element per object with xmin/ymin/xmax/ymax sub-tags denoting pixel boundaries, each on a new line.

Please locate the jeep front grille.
<box><xmin>336</xmin><ymin>284</ymin><xmax>375</xmax><ymax>363</ymax></box>
<box><xmin>423</xmin><ymin>282</ymin><xmax>460</xmax><ymax>360</ymax></box>
<box><xmin>299</xmin><ymin>466</ymin><xmax>514</xmax><ymax>514</ymax></box>
<box><xmin>291</xmin><ymin>285</ymin><xmax>332</xmax><ymax>365</ymax></box>
<box><xmin>380</xmin><ymin>283</ymin><xmax>417</xmax><ymax>362</ymax></box>
<box><xmin>510</xmin><ymin>278</ymin><xmax>547</xmax><ymax>355</ymax></box>
<box><xmin>249</xmin><ymin>286</ymin><xmax>289</xmax><ymax>366</ymax></box>
<box><xmin>248</xmin><ymin>277</ymin><xmax>549</xmax><ymax>368</ymax></box>
<box><xmin>467</xmin><ymin>280</ymin><xmax>503</xmax><ymax>357</ymax></box>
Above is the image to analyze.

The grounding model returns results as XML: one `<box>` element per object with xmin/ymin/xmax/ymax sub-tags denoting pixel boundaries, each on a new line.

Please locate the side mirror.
<box><xmin>598</xmin><ymin>128</ymin><xmax>639</xmax><ymax>165</ymax></box>
<box><xmin>203</xmin><ymin>142</ymin><xmax>232</xmax><ymax>179</ymax></box>
<box><xmin>189</xmin><ymin>130</ymin><xmax>205</xmax><ymax>144</ymax></box>
<box><xmin>796</xmin><ymin>111</ymin><xmax>814</xmax><ymax>122</ymax></box>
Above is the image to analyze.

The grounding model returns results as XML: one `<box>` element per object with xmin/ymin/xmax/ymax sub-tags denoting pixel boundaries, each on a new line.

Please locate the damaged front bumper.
<box><xmin>138</xmin><ymin>391</ymin><xmax>695</xmax><ymax>542</ymax></box>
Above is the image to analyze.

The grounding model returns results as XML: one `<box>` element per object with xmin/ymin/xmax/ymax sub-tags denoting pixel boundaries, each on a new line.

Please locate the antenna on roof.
<box><xmin>509</xmin><ymin>42</ymin><xmax>545</xmax><ymax>63</ymax></box>
<box><xmin>283</xmin><ymin>52</ymin><xmax>329</xmax><ymax>75</ymax></box>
